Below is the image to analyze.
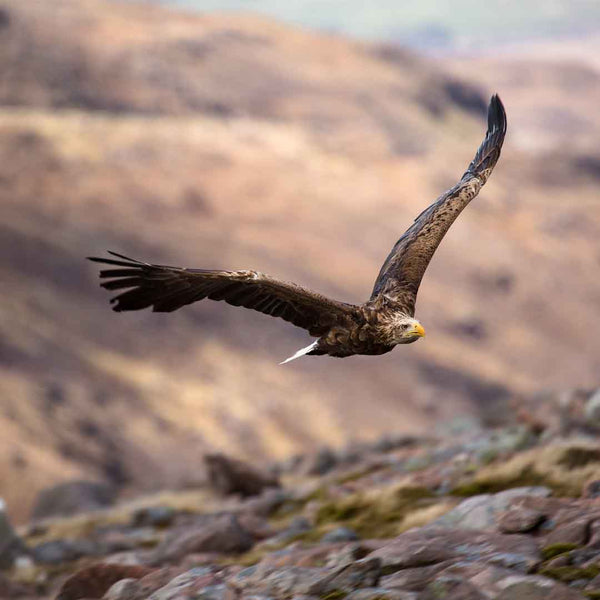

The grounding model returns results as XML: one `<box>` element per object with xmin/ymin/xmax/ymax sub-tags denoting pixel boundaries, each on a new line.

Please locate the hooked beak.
<box><xmin>411</xmin><ymin>323</ymin><xmax>426</xmax><ymax>338</ymax></box>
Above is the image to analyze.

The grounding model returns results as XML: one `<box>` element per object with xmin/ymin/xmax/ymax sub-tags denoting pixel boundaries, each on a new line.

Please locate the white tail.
<box><xmin>279</xmin><ymin>341</ymin><xmax>318</xmax><ymax>365</ymax></box>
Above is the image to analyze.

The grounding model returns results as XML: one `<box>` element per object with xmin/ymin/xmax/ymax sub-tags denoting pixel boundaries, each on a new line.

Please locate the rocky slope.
<box><xmin>1</xmin><ymin>0</ymin><xmax>600</xmax><ymax>521</ymax></box>
<box><xmin>2</xmin><ymin>388</ymin><xmax>600</xmax><ymax>599</ymax></box>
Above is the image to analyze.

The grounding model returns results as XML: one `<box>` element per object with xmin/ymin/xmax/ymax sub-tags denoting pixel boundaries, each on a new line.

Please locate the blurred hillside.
<box><xmin>162</xmin><ymin>0</ymin><xmax>600</xmax><ymax>49</ymax></box>
<box><xmin>0</xmin><ymin>0</ymin><xmax>600</xmax><ymax>522</ymax></box>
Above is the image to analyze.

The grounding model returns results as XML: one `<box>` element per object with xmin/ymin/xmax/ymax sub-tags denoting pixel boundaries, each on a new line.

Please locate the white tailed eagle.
<box><xmin>89</xmin><ymin>95</ymin><xmax>506</xmax><ymax>363</ymax></box>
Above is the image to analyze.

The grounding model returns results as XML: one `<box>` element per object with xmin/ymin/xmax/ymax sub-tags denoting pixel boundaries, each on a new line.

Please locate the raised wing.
<box><xmin>370</xmin><ymin>94</ymin><xmax>507</xmax><ymax>315</ymax></box>
<box><xmin>88</xmin><ymin>252</ymin><xmax>356</xmax><ymax>337</ymax></box>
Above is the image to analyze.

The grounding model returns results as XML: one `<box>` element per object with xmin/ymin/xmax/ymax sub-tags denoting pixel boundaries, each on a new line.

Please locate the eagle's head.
<box><xmin>390</xmin><ymin>315</ymin><xmax>426</xmax><ymax>345</ymax></box>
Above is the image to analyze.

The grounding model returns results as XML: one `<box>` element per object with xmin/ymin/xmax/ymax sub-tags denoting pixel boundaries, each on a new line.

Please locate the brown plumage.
<box><xmin>89</xmin><ymin>95</ymin><xmax>506</xmax><ymax>362</ymax></box>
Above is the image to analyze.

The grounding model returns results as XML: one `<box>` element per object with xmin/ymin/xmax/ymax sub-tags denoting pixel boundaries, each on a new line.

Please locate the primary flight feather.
<box><xmin>89</xmin><ymin>95</ymin><xmax>506</xmax><ymax>363</ymax></box>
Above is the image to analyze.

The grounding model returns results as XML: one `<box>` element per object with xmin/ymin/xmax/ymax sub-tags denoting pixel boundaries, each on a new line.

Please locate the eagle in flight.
<box><xmin>89</xmin><ymin>95</ymin><xmax>506</xmax><ymax>364</ymax></box>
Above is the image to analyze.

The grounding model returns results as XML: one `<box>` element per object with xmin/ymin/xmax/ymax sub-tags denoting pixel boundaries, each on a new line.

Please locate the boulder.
<box><xmin>368</xmin><ymin>528</ymin><xmax>541</xmax><ymax>574</ymax></box>
<box><xmin>0</xmin><ymin>499</ymin><xmax>24</xmax><ymax>569</ymax></box>
<box><xmin>56</xmin><ymin>563</ymin><xmax>154</xmax><ymax>600</ymax></box>
<box><xmin>498</xmin><ymin>506</ymin><xmax>546</xmax><ymax>534</ymax></box>
<box><xmin>151</xmin><ymin>514</ymin><xmax>254</xmax><ymax>565</ymax></box>
<box><xmin>495</xmin><ymin>575</ymin><xmax>583</xmax><ymax>599</ymax></box>
<box><xmin>31</xmin><ymin>480</ymin><xmax>116</xmax><ymax>521</ymax></box>
<box><xmin>300</xmin><ymin>447</ymin><xmax>338</xmax><ymax>476</ymax></box>
<box><xmin>32</xmin><ymin>538</ymin><xmax>100</xmax><ymax>564</ymax></box>
<box><xmin>204</xmin><ymin>454</ymin><xmax>280</xmax><ymax>497</ymax></box>
<box><xmin>584</xmin><ymin>389</ymin><xmax>600</xmax><ymax>426</ymax></box>
<box><xmin>429</xmin><ymin>487</ymin><xmax>550</xmax><ymax>531</ymax></box>
<box><xmin>419</xmin><ymin>575</ymin><xmax>487</xmax><ymax>599</ymax></box>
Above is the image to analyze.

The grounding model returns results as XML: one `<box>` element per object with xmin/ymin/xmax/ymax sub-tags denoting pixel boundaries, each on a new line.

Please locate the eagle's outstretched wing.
<box><xmin>370</xmin><ymin>94</ymin><xmax>507</xmax><ymax>315</ymax></box>
<box><xmin>88</xmin><ymin>252</ymin><xmax>356</xmax><ymax>336</ymax></box>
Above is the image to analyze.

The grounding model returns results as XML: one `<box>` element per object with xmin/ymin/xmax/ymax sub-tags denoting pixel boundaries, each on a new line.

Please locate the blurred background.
<box><xmin>1</xmin><ymin>0</ymin><xmax>599</xmax><ymax>522</ymax></box>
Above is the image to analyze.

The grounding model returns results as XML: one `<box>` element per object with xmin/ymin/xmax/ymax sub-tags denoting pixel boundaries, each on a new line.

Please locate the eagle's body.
<box><xmin>89</xmin><ymin>96</ymin><xmax>506</xmax><ymax>363</ymax></box>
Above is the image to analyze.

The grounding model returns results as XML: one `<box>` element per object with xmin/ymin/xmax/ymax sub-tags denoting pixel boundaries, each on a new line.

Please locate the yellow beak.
<box><xmin>412</xmin><ymin>323</ymin><xmax>426</xmax><ymax>338</ymax></box>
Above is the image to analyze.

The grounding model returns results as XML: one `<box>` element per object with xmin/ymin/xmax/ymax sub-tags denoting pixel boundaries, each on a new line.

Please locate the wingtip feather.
<box><xmin>487</xmin><ymin>94</ymin><xmax>507</xmax><ymax>136</ymax></box>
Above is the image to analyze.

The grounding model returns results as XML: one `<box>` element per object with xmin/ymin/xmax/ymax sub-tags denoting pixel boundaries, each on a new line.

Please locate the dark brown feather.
<box><xmin>370</xmin><ymin>94</ymin><xmax>506</xmax><ymax>315</ymax></box>
<box><xmin>88</xmin><ymin>96</ymin><xmax>506</xmax><ymax>359</ymax></box>
<box><xmin>87</xmin><ymin>252</ymin><xmax>357</xmax><ymax>336</ymax></box>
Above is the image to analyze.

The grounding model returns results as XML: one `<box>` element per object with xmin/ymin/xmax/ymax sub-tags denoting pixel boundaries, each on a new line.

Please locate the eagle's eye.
<box><xmin>402</xmin><ymin>323</ymin><xmax>410</xmax><ymax>330</ymax></box>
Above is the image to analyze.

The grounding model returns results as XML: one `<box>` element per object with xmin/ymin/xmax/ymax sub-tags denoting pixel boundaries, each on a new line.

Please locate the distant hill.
<box><xmin>1</xmin><ymin>0</ymin><xmax>600</xmax><ymax>522</ymax></box>
<box><xmin>160</xmin><ymin>0</ymin><xmax>600</xmax><ymax>48</ymax></box>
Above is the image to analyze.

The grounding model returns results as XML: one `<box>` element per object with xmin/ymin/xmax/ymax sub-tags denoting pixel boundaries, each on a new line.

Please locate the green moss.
<box><xmin>585</xmin><ymin>592</ymin><xmax>600</xmax><ymax>599</ymax></box>
<box><xmin>219</xmin><ymin>547</ymin><xmax>270</xmax><ymax>567</ymax></box>
<box><xmin>450</xmin><ymin>465</ymin><xmax>576</xmax><ymax>497</ymax></box>
<box><xmin>269</xmin><ymin>486</ymin><xmax>329</xmax><ymax>522</ymax></box>
<box><xmin>539</xmin><ymin>565</ymin><xmax>600</xmax><ymax>583</ymax></box>
<box><xmin>320</xmin><ymin>590</ymin><xmax>347</xmax><ymax>600</ymax></box>
<box><xmin>286</xmin><ymin>528</ymin><xmax>328</xmax><ymax>544</ymax></box>
<box><xmin>315</xmin><ymin>486</ymin><xmax>435</xmax><ymax>538</ymax></box>
<box><xmin>478</xmin><ymin>448</ymin><xmax>500</xmax><ymax>465</ymax></box>
<box><xmin>541</xmin><ymin>543</ymin><xmax>580</xmax><ymax>560</ymax></box>
<box><xmin>557</xmin><ymin>447</ymin><xmax>600</xmax><ymax>469</ymax></box>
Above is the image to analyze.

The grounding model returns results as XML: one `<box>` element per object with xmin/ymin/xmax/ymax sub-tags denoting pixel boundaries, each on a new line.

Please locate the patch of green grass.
<box><xmin>269</xmin><ymin>486</ymin><xmax>329</xmax><ymax>523</ymax></box>
<box><xmin>450</xmin><ymin>465</ymin><xmax>576</xmax><ymax>497</ymax></box>
<box><xmin>315</xmin><ymin>485</ymin><xmax>435</xmax><ymax>538</ymax></box>
<box><xmin>539</xmin><ymin>565</ymin><xmax>600</xmax><ymax>583</ymax></box>
<box><xmin>541</xmin><ymin>543</ymin><xmax>580</xmax><ymax>560</ymax></box>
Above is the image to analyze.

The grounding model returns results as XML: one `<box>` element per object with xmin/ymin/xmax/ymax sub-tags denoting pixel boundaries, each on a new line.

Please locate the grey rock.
<box><xmin>241</xmin><ymin>489</ymin><xmax>288</xmax><ymax>517</ymax></box>
<box><xmin>419</xmin><ymin>575</ymin><xmax>487</xmax><ymax>599</ymax></box>
<box><xmin>585</xmin><ymin>573</ymin><xmax>600</xmax><ymax>593</ymax></box>
<box><xmin>563</xmin><ymin>547</ymin><xmax>600</xmax><ymax>566</ymax></box>
<box><xmin>372</xmin><ymin>434</ymin><xmax>421</xmax><ymax>454</ymax></box>
<box><xmin>325</xmin><ymin>543</ymin><xmax>374</xmax><ymax>569</ymax></box>
<box><xmin>346</xmin><ymin>588</ymin><xmax>417</xmax><ymax>600</ymax></box>
<box><xmin>103</xmin><ymin>578</ymin><xmax>140</xmax><ymax>600</ymax></box>
<box><xmin>32</xmin><ymin>538</ymin><xmax>100</xmax><ymax>564</ymax></box>
<box><xmin>0</xmin><ymin>499</ymin><xmax>24</xmax><ymax>569</ymax></box>
<box><xmin>234</xmin><ymin>560</ymin><xmax>380</xmax><ymax>598</ymax></box>
<box><xmin>429</xmin><ymin>487</ymin><xmax>551</xmax><ymax>531</ymax></box>
<box><xmin>191</xmin><ymin>584</ymin><xmax>230</xmax><ymax>600</ymax></box>
<box><xmin>381</xmin><ymin>562</ymin><xmax>457</xmax><ymax>592</ymax></box>
<box><xmin>583</xmin><ymin>480</ymin><xmax>600</xmax><ymax>499</ymax></box>
<box><xmin>305</xmin><ymin>558</ymin><xmax>381</xmax><ymax>595</ymax></box>
<box><xmin>495</xmin><ymin>574</ymin><xmax>583</xmax><ymax>599</ymax></box>
<box><xmin>584</xmin><ymin>389</ymin><xmax>600</xmax><ymax>425</ymax></box>
<box><xmin>31</xmin><ymin>480</ymin><xmax>116</xmax><ymax>521</ymax></box>
<box><xmin>321</xmin><ymin>527</ymin><xmax>360</xmax><ymax>543</ymax></box>
<box><xmin>147</xmin><ymin>568</ymin><xmax>218</xmax><ymax>600</ymax></box>
<box><xmin>283</xmin><ymin>517</ymin><xmax>312</xmax><ymax>536</ymax></box>
<box><xmin>266</xmin><ymin>516</ymin><xmax>312</xmax><ymax>546</ymax></box>
<box><xmin>151</xmin><ymin>514</ymin><xmax>254</xmax><ymax>564</ymax></box>
<box><xmin>302</xmin><ymin>447</ymin><xmax>337</xmax><ymax>476</ymax></box>
<box><xmin>100</xmin><ymin>525</ymin><xmax>162</xmax><ymax>553</ymax></box>
<box><xmin>544</xmin><ymin>518</ymin><xmax>590</xmax><ymax>547</ymax></box>
<box><xmin>205</xmin><ymin>453</ymin><xmax>280</xmax><ymax>497</ymax></box>
<box><xmin>253</xmin><ymin>567</ymin><xmax>324</xmax><ymax>597</ymax></box>
<box><xmin>368</xmin><ymin>528</ymin><xmax>540</xmax><ymax>574</ymax></box>
<box><xmin>437</xmin><ymin>562</ymin><xmax>515</xmax><ymax>599</ymax></box>
<box><xmin>132</xmin><ymin>506</ymin><xmax>176</xmax><ymax>528</ymax></box>
<box><xmin>228</xmin><ymin>565</ymin><xmax>258</xmax><ymax>589</ymax></box>
<box><xmin>498</xmin><ymin>506</ymin><xmax>545</xmax><ymax>533</ymax></box>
